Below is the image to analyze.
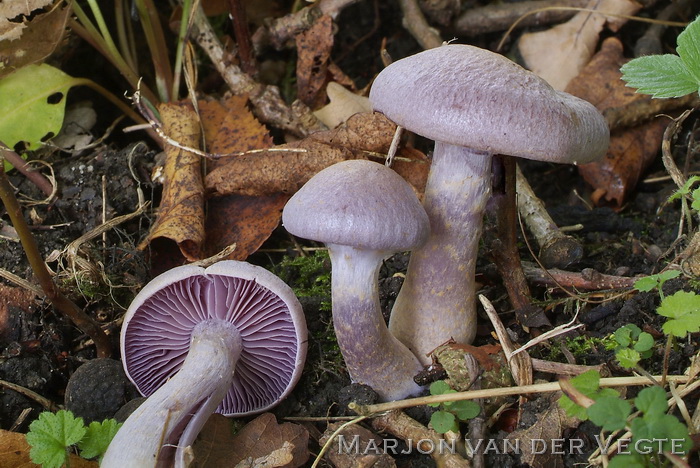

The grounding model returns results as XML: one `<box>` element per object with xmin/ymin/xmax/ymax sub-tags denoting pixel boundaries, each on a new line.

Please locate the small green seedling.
<box><xmin>428</xmin><ymin>381</ymin><xmax>481</xmax><ymax>433</ymax></box>
<box><xmin>657</xmin><ymin>290</ymin><xmax>700</xmax><ymax>338</ymax></box>
<box><xmin>25</xmin><ymin>409</ymin><xmax>122</xmax><ymax>468</ymax></box>
<box><xmin>612</xmin><ymin>324</ymin><xmax>654</xmax><ymax>369</ymax></box>
<box><xmin>559</xmin><ymin>370</ymin><xmax>620</xmax><ymax>421</ymax></box>
<box><xmin>633</xmin><ymin>270</ymin><xmax>680</xmax><ymax>300</ymax></box>
<box><xmin>621</xmin><ymin>15</ymin><xmax>700</xmax><ymax>98</ymax></box>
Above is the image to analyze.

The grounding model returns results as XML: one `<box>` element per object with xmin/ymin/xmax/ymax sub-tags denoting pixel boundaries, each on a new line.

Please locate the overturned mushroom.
<box><xmin>283</xmin><ymin>159</ymin><xmax>428</xmax><ymax>400</ymax></box>
<box><xmin>102</xmin><ymin>261</ymin><xmax>307</xmax><ymax>468</ymax></box>
<box><xmin>370</xmin><ymin>44</ymin><xmax>609</xmax><ymax>363</ymax></box>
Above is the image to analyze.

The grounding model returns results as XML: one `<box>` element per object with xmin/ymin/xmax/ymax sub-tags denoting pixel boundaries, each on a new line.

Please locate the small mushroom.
<box><xmin>369</xmin><ymin>44</ymin><xmax>610</xmax><ymax>363</ymax></box>
<box><xmin>102</xmin><ymin>261</ymin><xmax>307</xmax><ymax>468</ymax></box>
<box><xmin>282</xmin><ymin>159</ymin><xmax>428</xmax><ymax>401</ymax></box>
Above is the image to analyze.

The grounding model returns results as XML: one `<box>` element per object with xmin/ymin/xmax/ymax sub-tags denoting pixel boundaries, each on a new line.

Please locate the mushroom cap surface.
<box><xmin>121</xmin><ymin>261</ymin><xmax>307</xmax><ymax>417</ymax></box>
<box><xmin>369</xmin><ymin>44</ymin><xmax>609</xmax><ymax>165</ymax></box>
<box><xmin>282</xmin><ymin>160</ymin><xmax>429</xmax><ymax>251</ymax></box>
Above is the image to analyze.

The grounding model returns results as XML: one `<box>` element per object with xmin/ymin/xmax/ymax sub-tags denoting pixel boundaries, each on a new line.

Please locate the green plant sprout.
<box><xmin>25</xmin><ymin>409</ymin><xmax>122</xmax><ymax>468</ymax></box>
<box><xmin>633</xmin><ymin>270</ymin><xmax>680</xmax><ymax>301</ymax></box>
<box><xmin>620</xmin><ymin>15</ymin><xmax>700</xmax><ymax>98</ymax></box>
<box><xmin>427</xmin><ymin>381</ymin><xmax>481</xmax><ymax>434</ymax></box>
<box><xmin>560</xmin><ymin>373</ymin><xmax>691</xmax><ymax>467</ymax></box>
<box><xmin>612</xmin><ymin>324</ymin><xmax>654</xmax><ymax>369</ymax></box>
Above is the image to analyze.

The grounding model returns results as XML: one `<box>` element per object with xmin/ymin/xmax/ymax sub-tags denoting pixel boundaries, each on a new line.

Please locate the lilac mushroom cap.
<box><xmin>369</xmin><ymin>44</ymin><xmax>610</xmax><ymax>363</ymax></box>
<box><xmin>102</xmin><ymin>260</ymin><xmax>306</xmax><ymax>467</ymax></box>
<box><xmin>283</xmin><ymin>159</ymin><xmax>428</xmax><ymax>401</ymax></box>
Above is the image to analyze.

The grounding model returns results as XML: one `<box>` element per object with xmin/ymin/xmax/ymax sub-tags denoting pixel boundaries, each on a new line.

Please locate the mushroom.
<box><xmin>282</xmin><ymin>159</ymin><xmax>428</xmax><ymax>401</ymax></box>
<box><xmin>102</xmin><ymin>260</ymin><xmax>307</xmax><ymax>468</ymax></box>
<box><xmin>369</xmin><ymin>44</ymin><xmax>610</xmax><ymax>363</ymax></box>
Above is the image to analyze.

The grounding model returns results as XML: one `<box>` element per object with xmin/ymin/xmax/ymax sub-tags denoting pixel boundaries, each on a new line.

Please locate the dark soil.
<box><xmin>1</xmin><ymin>1</ymin><xmax>700</xmax><ymax>467</ymax></box>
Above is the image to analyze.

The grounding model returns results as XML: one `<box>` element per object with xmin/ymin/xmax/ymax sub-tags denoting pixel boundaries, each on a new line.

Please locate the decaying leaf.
<box><xmin>518</xmin><ymin>0</ymin><xmax>640</xmax><ymax>90</ymax></box>
<box><xmin>192</xmin><ymin>413</ymin><xmax>308</xmax><ymax>468</ymax></box>
<box><xmin>313</xmin><ymin>82</ymin><xmax>372</xmax><ymax>129</ymax></box>
<box><xmin>0</xmin><ymin>429</ymin><xmax>97</xmax><ymax>468</ymax></box>
<box><xmin>0</xmin><ymin>2</ymin><xmax>69</xmax><ymax>77</ymax></box>
<box><xmin>139</xmin><ymin>101</ymin><xmax>204</xmax><ymax>261</ymax></box>
<box><xmin>319</xmin><ymin>423</ymin><xmax>397</xmax><ymax>468</ymax></box>
<box><xmin>0</xmin><ymin>283</ymin><xmax>34</xmax><ymax>344</ymax></box>
<box><xmin>505</xmin><ymin>394</ymin><xmax>581</xmax><ymax>468</ymax></box>
<box><xmin>567</xmin><ymin>37</ymin><xmax>667</xmax><ymax>208</ymax></box>
<box><xmin>0</xmin><ymin>0</ymin><xmax>54</xmax><ymax>42</ymax></box>
<box><xmin>205</xmin><ymin>112</ymin><xmax>429</xmax><ymax>198</ymax></box>
<box><xmin>433</xmin><ymin>342</ymin><xmax>513</xmax><ymax>392</ymax></box>
<box><xmin>199</xmin><ymin>95</ymin><xmax>284</xmax><ymax>260</ymax></box>
<box><xmin>296</xmin><ymin>14</ymin><xmax>333</xmax><ymax>108</ymax></box>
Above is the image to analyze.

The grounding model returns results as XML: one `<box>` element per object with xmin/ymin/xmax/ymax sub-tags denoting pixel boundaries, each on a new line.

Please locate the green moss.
<box><xmin>546</xmin><ymin>334</ymin><xmax>616</xmax><ymax>362</ymax></box>
<box><xmin>275</xmin><ymin>251</ymin><xmax>332</xmax><ymax>312</ymax></box>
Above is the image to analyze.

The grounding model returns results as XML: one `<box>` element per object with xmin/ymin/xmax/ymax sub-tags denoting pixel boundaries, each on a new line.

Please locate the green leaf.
<box><xmin>621</xmin><ymin>54</ymin><xmax>699</xmax><ymax>98</ymax></box>
<box><xmin>558</xmin><ymin>370</ymin><xmax>619</xmax><ymax>420</ymax></box>
<box><xmin>631</xmin><ymin>413</ymin><xmax>691</xmax><ymax>454</ymax></box>
<box><xmin>452</xmin><ymin>400</ymin><xmax>481</xmax><ymax>421</ymax></box>
<box><xmin>692</xmin><ymin>188</ymin><xmax>700</xmax><ymax>211</ymax></box>
<box><xmin>658</xmin><ymin>291</ymin><xmax>700</xmax><ymax>338</ymax></box>
<box><xmin>633</xmin><ymin>332</ymin><xmax>654</xmax><ymax>353</ymax></box>
<box><xmin>588</xmin><ymin>396</ymin><xmax>631</xmax><ymax>432</ymax></box>
<box><xmin>429</xmin><ymin>380</ymin><xmax>452</xmax><ymax>396</ymax></box>
<box><xmin>607</xmin><ymin>453</ymin><xmax>648</xmax><ymax>468</ymax></box>
<box><xmin>616</xmin><ymin>348</ymin><xmax>641</xmax><ymax>369</ymax></box>
<box><xmin>677</xmin><ymin>15</ymin><xmax>700</xmax><ymax>83</ymax></box>
<box><xmin>0</xmin><ymin>64</ymin><xmax>74</xmax><ymax>171</ymax></box>
<box><xmin>635</xmin><ymin>386</ymin><xmax>667</xmax><ymax>418</ymax></box>
<box><xmin>25</xmin><ymin>410</ymin><xmax>86</xmax><ymax>468</ymax></box>
<box><xmin>614</xmin><ymin>325</ymin><xmax>634</xmax><ymax>347</ymax></box>
<box><xmin>634</xmin><ymin>276</ymin><xmax>661</xmax><ymax>293</ymax></box>
<box><xmin>78</xmin><ymin>419</ymin><xmax>122</xmax><ymax>460</ymax></box>
<box><xmin>430</xmin><ymin>411</ymin><xmax>458</xmax><ymax>434</ymax></box>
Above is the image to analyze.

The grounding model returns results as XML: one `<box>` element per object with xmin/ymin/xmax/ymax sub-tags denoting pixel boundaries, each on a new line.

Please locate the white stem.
<box><xmin>329</xmin><ymin>244</ymin><xmax>424</xmax><ymax>401</ymax></box>
<box><xmin>102</xmin><ymin>320</ymin><xmax>242</xmax><ymax>468</ymax></box>
<box><xmin>390</xmin><ymin>142</ymin><xmax>492</xmax><ymax>364</ymax></box>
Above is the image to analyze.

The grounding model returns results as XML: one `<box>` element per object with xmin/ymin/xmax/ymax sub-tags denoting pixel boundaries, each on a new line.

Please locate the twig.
<box><xmin>521</xmin><ymin>261</ymin><xmax>637</xmax><ymax>290</ymax></box>
<box><xmin>516</xmin><ymin>164</ymin><xmax>583</xmax><ymax>269</ymax></box>
<box><xmin>349</xmin><ymin>375</ymin><xmax>689</xmax><ymax>416</ymax></box>
<box><xmin>192</xmin><ymin>6</ymin><xmax>322</xmax><ymax>137</ymax></box>
<box><xmin>397</xmin><ymin>0</ymin><xmax>443</xmax><ymax>49</ymax></box>
<box><xmin>0</xmin><ymin>379</ymin><xmax>59</xmax><ymax>411</ymax></box>
<box><xmin>0</xmin><ymin>147</ymin><xmax>54</xmax><ymax>198</ymax></box>
<box><xmin>0</xmin><ymin>154</ymin><xmax>112</xmax><ymax>358</ymax></box>
<box><xmin>228</xmin><ymin>0</ymin><xmax>257</xmax><ymax>75</ymax></box>
<box><xmin>453</xmin><ymin>0</ymin><xmax>587</xmax><ymax>37</ymax></box>
<box><xmin>602</xmin><ymin>93</ymin><xmax>698</xmax><ymax>131</ymax></box>
<box><xmin>633</xmin><ymin>0</ymin><xmax>694</xmax><ymax>57</ymax></box>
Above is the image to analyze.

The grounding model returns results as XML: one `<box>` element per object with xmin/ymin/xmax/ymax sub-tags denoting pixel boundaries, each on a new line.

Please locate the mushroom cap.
<box><xmin>120</xmin><ymin>260</ymin><xmax>307</xmax><ymax>417</ymax></box>
<box><xmin>282</xmin><ymin>160</ymin><xmax>429</xmax><ymax>251</ymax></box>
<box><xmin>369</xmin><ymin>44</ymin><xmax>609</xmax><ymax>165</ymax></box>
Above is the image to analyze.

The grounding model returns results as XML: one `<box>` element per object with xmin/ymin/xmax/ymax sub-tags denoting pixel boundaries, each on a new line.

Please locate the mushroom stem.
<box><xmin>390</xmin><ymin>143</ymin><xmax>492</xmax><ymax>364</ymax></box>
<box><xmin>328</xmin><ymin>244</ymin><xmax>424</xmax><ymax>400</ymax></box>
<box><xmin>102</xmin><ymin>320</ymin><xmax>242</xmax><ymax>468</ymax></box>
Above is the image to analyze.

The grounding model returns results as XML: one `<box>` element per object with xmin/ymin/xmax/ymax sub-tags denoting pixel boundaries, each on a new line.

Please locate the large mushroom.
<box><xmin>369</xmin><ymin>44</ymin><xmax>610</xmax><ymax>363</ymax></box>
<box><xmin>282</xmin><ymin>159</ymin><xmax>428</xmax><ymax>401</ymax></box>
<box><xmin>102</xmin><ymin>260</ymin><xmax>307</xmax><ymax>468</ymax></box>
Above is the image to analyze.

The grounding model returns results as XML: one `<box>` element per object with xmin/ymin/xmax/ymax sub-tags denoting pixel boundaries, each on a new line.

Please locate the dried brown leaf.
<box><xmin>0</xmin><ymin>283</ymin><xmax>34</xmax><ymax>344</ymax></box>
<box><xmin>0</xmin><ymin>429</ymin><xmax>97</xmax><ymax>468</ymax></box>
<box><xmin>296</xmin><ymin>15</ymin><xmax>333</xmax><ymax>108</ymax></box>
<box><xmin>567</xmin><ymin>37</ymin><xmax>667</xmax><ymax>208</ymax></box>
<box><xmin>505</xmin><ymin>394</ymin><xmax>580</xmax><ymax>468</ymax></box>
<box><xmin>192</xmin><ymin>413</ymin><xmax>309</xmax><ymax>468</ymax></box>
<box><xmin>199</xmin><ymin>94</ymin><xmax>284</xmax><ymax>260</ymax></box>
<box><xmin>518</xmin><ymin>0</ymin><xmax>640</xmax><ymax>90</ymax></box>
<box><xmin>313</xmin><ymin>82</ymin><xmax>372</xmax><ymax>128</ymax></box>
<box><xmin>139</xmin><ymin>102</ymin><xmax>204</xmax><ymax>261</ymax></box>
<box><xmin>0</xmin><ymin>0</ymin><xmax>53</xmax><ymax>42</ymax></box>
<box><xmin>319</xmin><ymin>423</ymin><xmax>397</xmax><ymax>468</ymax></box>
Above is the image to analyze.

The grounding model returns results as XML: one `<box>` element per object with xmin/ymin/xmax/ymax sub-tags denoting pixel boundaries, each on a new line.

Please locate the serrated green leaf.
<box><xmin>430</xmin><ymin>411</ymin><xmax>457</xmax><ymax>434</ymax></box>
<box><xmin>633</xmin><ymin>332</ymin><xmax>654</xmax><ymax>353</ymax></box>
<box><xmin>657</xmin><ymin>270</ymin><xmax>682</xmax><ymax>283</ymax></box>
<box><xmin>658</xmin><ymin>291</ymin><xmax>700</xmax><ymax>338</ymax></box>
<box><xmin>621</xmin><ymin>54</ymin><xmax>699</xmax><ymax>98</ymax></box>
<box><xmin>0</xmin><ymin>64</ymin><xmax>74</xmax><ymax>171</ymax></box>
<box><xmin>616</xmin><ymin>348</ymin><xmax>641</xmax><ymax>369</ymax></box>
<box><xmin>26</xmin><ymin>410</ymin><xmax>86</xmax><ymax>468</ymax></box>
<box><xmin>78</xmin><ymin>419</ymin><xmax>122</xmax><ymax>460</ymax></box>
<box><xmin>635</xmin><ymin>386</ymin><xmax>667</xmax><ymax>418</ymax></box>
<box><xmin>588</xmin><ymin>396</ymin><xmax>631</xmax><ymax>431</ymax></box>
<box><xmin>452</xmin><ymin>400</ymin><xmax>481</xmax><ymax>421</ymax></box>
<box><xmin>677</xmin><ymin>16</ymin><xmax>700</xmax><ymax>83</ymax></box>
<box><xmin>631</xmin><ymin>413</ymin><xmax>691</xmax><ymax>454</ymax></box>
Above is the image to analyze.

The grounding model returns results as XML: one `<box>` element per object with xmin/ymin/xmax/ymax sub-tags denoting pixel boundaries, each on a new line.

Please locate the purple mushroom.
<box><xmin>369</xmin><ymin>44</ymin><xmax>610</xmax><ymax>363</ymax></box>
<box><xmin>102</xmin><ymin>260</ymin><xmax>307</xmax><ymax>468</ymax></box>
<box><xmin>282</xmin><ymin>160</ymin><xmax>428</xmax><ymax>401</ymax></box>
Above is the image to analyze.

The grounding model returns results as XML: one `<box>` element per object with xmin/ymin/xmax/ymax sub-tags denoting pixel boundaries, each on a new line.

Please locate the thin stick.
<box><xmin>349</xmin><ymin>375</ymin><xmax>689</xmax><ymax>416</ymax></box>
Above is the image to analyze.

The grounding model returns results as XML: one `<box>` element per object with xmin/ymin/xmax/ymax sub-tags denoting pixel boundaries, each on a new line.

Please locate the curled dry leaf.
<box><xmin>518</xmin><ymin>0</ymin><xmax>640</xmax><ymax>90</ymax></box>
<box><xmin>0</xmin><ymin>2</ymin><xmax>69</xmax><ymax>77</ymax></box>
<box><xmin>296</xmin><ymin>14</ymin><xmax>333</xmax><ymax>108</ymax></box>
<box><xmin>205</xmin><ymin>112</ymin><xmax>430</xmax><ymax>198</ymax></box>
<box><xmin>192</xmin><ymin>413</ymin><xmax>309</xmax><ymax>468</ymax></box>
<box><xmin>567</xmin><ymin>37</ymin><xmax>667</xmax><ymax>208</ymax></box>
<box><xmin>138</xmin><ymin>101</ymin><xmax>204</xmax><ymax>261</ymax></box>
<box><xmin>0</xmin><ymin>0</ymin><xmax>54</xmax><ymax>42</ymax></box>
